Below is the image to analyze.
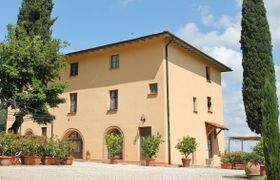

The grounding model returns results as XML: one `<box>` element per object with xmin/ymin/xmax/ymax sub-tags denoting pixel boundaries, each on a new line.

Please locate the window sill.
<box><xmin>67</xmin><ymin>112</ymin><xmax>77</xmax><ymax>116</ymax></box>
<box><xmin>208</xmin><ymin>111</ymin><xmax>213</xmax><ymax>114</ymax></box>
<box><xmin>148</xmin><ymin>93</ymin><xmax>158</xmax><ymax>96</ymax></box>
<box><xmin>207</xmin><ymin>79</ymin><xmax>212</xmax><ymax>83</ymax></box>
<box><xmin>107</xmin><ymin>109</ymin><xmax>118</xmax><ymax>112</ymax></box>
<box><xmin>69</xmin><ymin>75</ymin><xmax>78</xmax><ymax>77</ymax></box>
<box><xmin>107</xmin><ymin>109</ymin><xmax>118</xmax><ymax>115</ymax></box>
<box><xmin>109</xmin><ymin>67</ymin><xmax>119</xmax><ymax>70</ymax></box>
<box><xmin>193</xmin><ymin>110</ymin><xmax>198</xmax><ymax>114</ymax></box>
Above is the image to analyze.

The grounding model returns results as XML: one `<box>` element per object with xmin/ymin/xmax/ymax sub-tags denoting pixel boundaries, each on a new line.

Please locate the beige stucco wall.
<box><xmin>52</xmin><ymin>38</ymin><xmax>167</xmax><ymax>162</ymax></box>
<box><xmin>168</xmin><ymin>43</ymin><xmax>225</xmax><ymax>166</ymax></box>
<box><xmin>6</xmin><ymin>36</ymin><xmax>227</xmax><ymax>166</ymax></box>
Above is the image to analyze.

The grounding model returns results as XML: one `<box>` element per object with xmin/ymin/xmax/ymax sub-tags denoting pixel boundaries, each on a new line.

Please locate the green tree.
<box><xmin>17</xmin><ymin>0</ymin><xmax>55</xmax><ymax>42</ymax></box>
<box><xmin>241</xmin><ymin>0</ymin><xmax>280</xmax><ymax>178</ymax></box>
<box><xmin>0</xmin><ymin>0</ymin><xmax>67</xmax><ymax>134</ymax></box>
<box><xmin>0</xmin><ymin>109</ymin><xmax>7</xmax><ymax>132</ymax></box>
<box><xmin>105</xmin><ymin>133</ymin><xmax>123</xmax><ymax>158</ymax></box>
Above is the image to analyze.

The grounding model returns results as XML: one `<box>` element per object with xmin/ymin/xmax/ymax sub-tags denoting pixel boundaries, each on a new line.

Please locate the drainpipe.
<box><xmin>165</xmin><ymin>37</ymin><xmax>173</xmax><ymax>165</ymax></box>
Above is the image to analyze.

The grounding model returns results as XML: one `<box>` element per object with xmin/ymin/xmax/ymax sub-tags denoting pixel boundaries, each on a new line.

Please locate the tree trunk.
<box><xmin>8</xmin><ymin>115</ymin><xmax>24</xmax><ymax>134</ymax></box>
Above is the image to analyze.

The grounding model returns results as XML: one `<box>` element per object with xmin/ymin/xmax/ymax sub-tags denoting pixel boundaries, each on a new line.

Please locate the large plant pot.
<box><xmin>110</xmin><ymin>157</ymin><xmax>117</xmax><ymax>164</ymax></box>
<box><xmin>21</xmin><ymin>156</ymin><xmax>41</xmax><ymax>165</ymax></box>
<box><xmin>221</xmin><ymin>163</ymin><xmax>232</xmax><ymax>169</ymax></box>
<box><xmin>12</xmin><ymin>156</ymin><xmax>20</xmax><ymax>165</ymax></box>
<box><xmin>260</xmin><ymin>165</ymin><xmax>266</xmax><ymax>176</ymax></box>
<box><xmin>235</xmin><ymin>163</ymin><xmax>246</xmax><ymax>170</ymax></box>
<box><xmin>42</xmin><ymin>157</ymin><xmax>60</xmax><ymax>165</ymax></box>
<box><xmin>61</xmin><ymin>157</ymin><xmax>74</xmax><ymax>165</ymax></box>
<box><xmin>145</xmin><ymin>158</ymin><xmax>154</xmax><ymax>166</ymax></box>
<box><xmin>245</xmin><ymin>161</ymin><xmax>260</xmax><ymax>177</ymax></box>
<box><xmin>181</xmin><ymin>158</ymin><xmax>191</xmax><ymax>167</ymax></box>
<box><xmin>0</xmin><ymin>156</ymin><xmax>13</xmax><ymax>166</ymax></box>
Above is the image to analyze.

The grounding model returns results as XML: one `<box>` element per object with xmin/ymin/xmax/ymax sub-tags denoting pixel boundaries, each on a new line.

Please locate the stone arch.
<box><xmin>103</xmin><ymin>126</ymin><xmax>124</xmax><ymax>160</ymax></box>
<box><xmin>63</xmin><ymin>128</ymin><xmax>84</xmax><ymax>159</ymax></box>
<box><xmin>24</xmin><ymin>128</ymin><xmax>34</xmax><ymax>136</ymax></box>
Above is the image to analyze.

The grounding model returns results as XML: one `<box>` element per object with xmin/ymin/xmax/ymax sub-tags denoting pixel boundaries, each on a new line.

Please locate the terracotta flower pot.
<box><xmin>42</xmin><ymin>157</ymin><xmax>60</xmax><ymax>165</ymax></box>
<box><xmin>245</xmin><ymin>161</ymin><xmax>260</xmax><ymax>177</ymax></box>
<box><xmin>181</xmin><ymin>158</ymin><xmax>191</xmax><ymax>167</ymax></box>
<box><xmin>0</xmin><ymin>156</ymin><xmax>13</xmax><ymax>166</ymax></box>
<box><xmin>260</xmin><ymin>165</ymin><xmax>266</xmax><ymax>176</ymax></box>
<box><xmin>235</xmin><ymin>163</ymin><xmax>246</xmax><ymax>170</ymax></box>
<box><xmin>11</xmin><ymin>156</ymin><xmax>20</xmax><ymax>165</ymax></box>
<box><xmin>61</xmin><ymin>157</ymin><xmax>74</xmax><ymax>165</ymax></box>
<box><xmin>110</xmin><ymin>157</ymin><xmax>117</xmax><ymax>164</ymax></box>
<box><xmin>145</xmin><ymin>158</ymin><xmax>154</xmax><ymax>166</ymax></box>
<box><xmin>21</xmin><ymin>156</ymin><xmax>41</xmax><ymax>165</ymax></box>
<box><xmin>221</xmin><ymin>163</ymin><xmax>232</xmax><ymax>169</ymax></box>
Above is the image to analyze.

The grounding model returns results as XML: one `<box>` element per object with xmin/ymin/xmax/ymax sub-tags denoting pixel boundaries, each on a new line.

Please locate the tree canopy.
<box><xmin>0</xmin><ymin>0</ymin><xmax>67</xmax><ymax>133</ymax></box>
<box><xmin>241</xmin><ymin>0</ymin><xmax>280</xmax><ymax>178</ymax></box>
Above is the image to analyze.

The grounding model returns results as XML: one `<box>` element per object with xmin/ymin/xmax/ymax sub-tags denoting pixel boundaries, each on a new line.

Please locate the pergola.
<box><xmin>228</xmin><ymin>136</ymin><xmax>261</xmax><ymax>152</ymax></box>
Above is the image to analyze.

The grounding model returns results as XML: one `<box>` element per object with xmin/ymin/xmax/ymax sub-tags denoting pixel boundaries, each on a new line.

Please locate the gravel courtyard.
<box><xmin>0</xmin><ymin>161</ymin><xmax>244</xmax><ymax>180</ymax></box>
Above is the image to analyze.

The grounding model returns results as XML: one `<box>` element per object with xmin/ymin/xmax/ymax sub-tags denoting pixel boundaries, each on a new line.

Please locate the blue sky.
<box><xmin>1</xmin><ymin>0</ymin><xmax>280</xmax><ymax>152</ymax></box>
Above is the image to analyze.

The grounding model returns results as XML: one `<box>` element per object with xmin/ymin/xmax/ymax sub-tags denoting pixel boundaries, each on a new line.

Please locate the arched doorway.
<box><xmin>104</xmin><ymin>127</ymin><xmax>124</xmax><ymax>160</ymax></box>
<box><xmin>24</xmin><ymin>129</ymin><xmax>34</xmax><ymax>136</ymax></box>
<box><xmin>63</xmin><ymin>130</ymin><xmax>84</xmax><ymax>159</ymax></box>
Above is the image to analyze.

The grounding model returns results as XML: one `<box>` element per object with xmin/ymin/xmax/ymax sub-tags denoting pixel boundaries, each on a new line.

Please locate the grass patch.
<box><xmin>223</xmin><ymin>174</ymin><xmax>266</xmax><ymax>180</ymax></box>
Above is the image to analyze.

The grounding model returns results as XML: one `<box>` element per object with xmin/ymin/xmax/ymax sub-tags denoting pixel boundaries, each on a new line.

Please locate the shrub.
<box><xmin>59</xmin><ymin>140</ymin><xmax>75</xmax><ymax>159</ymax></box>
<box><xmin>221</xmin><ymin>153</ymin><xmax>232</xmax><ymax>164</ymax></box>
<box><xmin>105</xmin><ymin>133</ymin><xmax>123</xmax><ymax>158</ymax></box>
<box><xmin>243</xmin><ymin>152</ymin><xmax>263</xmax><ymax>164</ymax></box>
<box><xmin>0</xmin><ymin>132</ymin><xmax>17</xmax><ymax>156</ymax></box>
<box><xmin>141</xmin><ymin>133</ymin><xmax>164</xmax><ymax>159</ymax></box>
<box><xmin>175</xmin><ymin>136</ymin><xmax>197</xmax><ymax>159</ymax></box>
<box><xmin>231</xmin><ymin>151</ymin><xmax>247</xmax><ymax>165</ymax></box>
<box><xmin>41</xmin><ymin>139</ymin><xmax>61</xmax><ymax>157</ymax></box>
<box><xmin>20</xmin><ymin>136</ymin><xmax>44</xmax><ymax>156</ymax></box>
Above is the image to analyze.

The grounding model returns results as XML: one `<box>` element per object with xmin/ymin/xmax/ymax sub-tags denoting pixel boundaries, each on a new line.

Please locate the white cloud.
<box><xmin>176</xmin><ymin>23</ymin><xmax>240</xmax><ymax>50</ymax></box>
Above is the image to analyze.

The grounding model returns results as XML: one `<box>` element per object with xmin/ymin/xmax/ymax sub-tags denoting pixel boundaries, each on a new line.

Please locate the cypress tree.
<box><xmin>17</xmin><ymin>0</ymin><xmax>55</xmax><ymax>42</ymax></box>
<box><xmin>241</xmin><ymin>0</ymin><xmax>280</xmax><ymax>178</ymax></box>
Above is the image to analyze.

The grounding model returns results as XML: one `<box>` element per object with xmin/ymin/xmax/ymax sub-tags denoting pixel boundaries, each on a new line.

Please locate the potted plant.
<box><xmin>86</xmin><ymin>150</ymin><xmax>91</xmax><ymax>160</ymax></box>
<box><xmin>243</xmin><ymin>152</ymin><xmax>262</xmax><ymax>177</ymax></box>
<box><xmin>59</xmin><ymin>140</ymin><xmax>75</xmax><ymax>165</ymax></box>
<box><xmin>231</xmin><ymin>151</ymin><xmax>247</xmax><ymax>170</ymax></box>
<box><xmin>141</xmin><ymin>133</ymin><xmax>164</xmax><ymax>166</ymax></box>
<box><xmin>20</xmin><ymin>136</ymin><xmax>43</xmax><ymax>165</ymax></box>
<box><xmin>0</xmin><ymin>133</ymin><xmax>15</xmax><ymax>166</ymax></box>
<box><xmin>10</xmin><ymin>135</ymin><xmax>21</xmax><ymax>165</ymax></box>
<box><xmin>105</xmin><ymin>133</ymin><xmax>123</xmax><ymax>164</ymax></box>
<box><xmin>175</xmin><ymin>136</ymin><xmax>197</xmax><ymax>167</ymax></box>
<box><xmin>41</xmin><ymin>139</ymin><xmax>61</xmax><ymax>165</ymax></box>
<box><xmin>220</xmin><ymin>153</ymin><xmax>233</xmax><ymax>169</ymax></box>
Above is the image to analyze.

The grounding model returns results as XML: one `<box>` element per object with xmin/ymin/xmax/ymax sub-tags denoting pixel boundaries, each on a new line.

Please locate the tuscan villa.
<box><xmin>6</xmin><ymin>31</ymin><xmax>231</xmax><ymax>166</ymax></box>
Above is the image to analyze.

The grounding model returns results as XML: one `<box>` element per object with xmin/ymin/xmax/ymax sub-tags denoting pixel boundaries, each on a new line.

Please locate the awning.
<box><xmin>205</xmin><ymin>121</ymin><xmax>229</xmax><ymax>136</ymax></box>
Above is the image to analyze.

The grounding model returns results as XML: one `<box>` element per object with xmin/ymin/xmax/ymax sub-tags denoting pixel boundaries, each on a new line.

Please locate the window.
<box><xmin>207</xmin><ymin>96</ymin><xmax>212</xmax><ymax>113</ymax></box>
<box><xmin>109</xmin><ymin>90</ymin><xmax>118</xmax><ymax>110</ymax></box>
<box><xmin>70</xmin><ymin>62</ymin><xmax>79</xmax><ymax>76</ymax></box>
<box><xmin>149</xmin><ymin>83</ymin><xmax>158</xmax><ymax>94</ymax></box>
<box><xmin>41</xmin><ymin>127</ymin><xmax>47</xmax><ymax>137</ymax></box>
<box><xmin>70</xmin><ymin>93</ymin><xmax>77</xmax><ymax>113</ymax></box>
<box><xmin>111</xmin><ymin>54</ymin><xmax>119</xmax><ymax>69</ymax></box>
<box><xmin>193</xmin><ymin>97</ymin><xmax>197</xmax><ymax>113</ymax></box>
<box><xmin>206</xmin><ymin>66</ymin><xmax>211</xmax><ymax>82</ymax></box>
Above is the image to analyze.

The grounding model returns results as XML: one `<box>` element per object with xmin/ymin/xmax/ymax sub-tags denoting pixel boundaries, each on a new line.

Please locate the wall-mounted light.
<box><xmin>140</xmin><ymin>114</ymin><xmax>146</xmax><ymax>123</ymax></box>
